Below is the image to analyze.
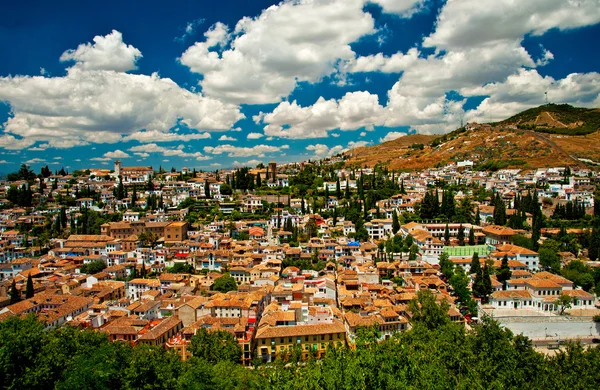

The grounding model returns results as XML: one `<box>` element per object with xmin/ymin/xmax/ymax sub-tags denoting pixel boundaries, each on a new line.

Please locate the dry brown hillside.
<box><xmin>344</xmin><ymin>126</ymin><xmax>600</xmax><ymax>170</ymax></box>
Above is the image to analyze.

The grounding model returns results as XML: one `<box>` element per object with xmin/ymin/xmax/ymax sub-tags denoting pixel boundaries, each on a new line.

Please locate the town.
<box><xmin>0</xmin><ymin>157</ymin><xmax>599</xmax><ymax>365</ymax></box>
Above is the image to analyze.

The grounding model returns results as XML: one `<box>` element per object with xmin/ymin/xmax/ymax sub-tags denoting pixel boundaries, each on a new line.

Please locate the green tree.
<box><xmin>25</xmin><ymin>274</ymin><xmax>34</xmax><ymax>299</ymax></box>
<box><xmin>468</xmin><ymin>227</ymin><xmax>475</xmax><ymax>246</ymax></box>
<box><xmin>392</xmin><ymin>212</ymin><xmax>400</xmax><ymax>234</ymax></box>
<box><xmin>189</xmin><ymin>328</ymin><xmax>241</xmax><ymax>364</ymax></box>
<box><xmin>539</xmin><ymin>248</ymin><xmax>561</xmax><ymax>273</ymax></box>
<box><xmin>9</xmin><ymin>279</ymin><xmax>20</xmax><ymax>304</ymax></box>
<box><xmin>212</xmin><ymin>274</ymin><xmax>238</xmax><ymax>293</ymax></box>
<box><xmin>554</xmin><ymin>294</ymin><xmax>573</xmax><ymax>315</ymax></box>
<box><xmin>444</xmin><ymin>223</ymin><xmax>450</xmax><ymax>246</ymax></box>
<box><xmin>408</xmin><ymin>290</ymin><xmax>450</xmax><ymax>330</ymax></box>
<box><xmin>439</xmin><ymin>252</ymin><xmax>454</xmax><ymax>279</ymax></box>
<box><xmin>80</xmin><ymin>260</ymin><xmax>107</xmax><ymax>275</ymax></box>
<box><xmin>457</xmin><ymin>224</ymin><xmax>465</xmax><ymax>246</ymax></box>
<box><xmin>497</xmin><ymin>254</ymin><xmax>512</xmax><ymax>290</ymax></box>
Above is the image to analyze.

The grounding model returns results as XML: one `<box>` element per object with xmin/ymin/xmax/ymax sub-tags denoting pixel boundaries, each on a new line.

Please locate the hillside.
<box><xmin>344</xmin><ymin>104</ymin><xmax>600</xmax><ymax>170</ymax></box>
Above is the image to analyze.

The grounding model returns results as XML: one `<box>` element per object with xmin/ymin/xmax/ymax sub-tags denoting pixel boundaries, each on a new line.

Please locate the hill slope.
<box><xmin>344</xmin><ymin>104</ymin><xmax>600</xmax><ymax>170</ymax></box>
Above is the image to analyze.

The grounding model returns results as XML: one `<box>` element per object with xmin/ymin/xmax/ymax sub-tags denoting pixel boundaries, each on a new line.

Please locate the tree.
<box><xmin>539</xmin><ymin>248</ymin><xmax>561</xmax><ymax>273</ymax></box>
<box><xmin>481</xmin><ymin>263</ymin><xmax>493</xmax><ymax>302</ymax></box>
<box><xmin>79</xmin><ymin>260</ymin><xmax>107</xmax><ymax>275</ymax></box>
<box><xmin>497</xmin><ymin>254</ymin><xmax>512</xmax><ymax>290</ymax></box>
<box><xmin>220</xmin><ymin>183</ymin><xmax>233</xmax><ymax>196</ymax></box>
<box><xmin>392</xmin><ymin>212</ymin><xmax>400</xmax><ymax>234</ymax></box>
<box><xmin>449</xmin><ymin>266</ymin><xmax>476</xmax><ymax>315</ymax></box>
<box><xmin>189</xmin><ymin>328</ymin><xmax>241</xmax><ymax>364</ymax></box>
<box><xmin>212</xmin><ymin>274</ymin><xmax>238</xmax><ymax>293</ymax></box>
<box><xmin>25</xmin><ymin>274</ymin><xmax>34</xmax><ymax>299</ymax></box>
<box><xmin>457</xmin><ymin>224</ymin><xmax>465</xmax><ymax>246</ymax></box>
<box><xmin>444</xmin><ymin>223</ymin><xmax>450</xmax><ymax>246</ymax></box>
<box><xmin>468</xmin><ymin>227</ymin><xmax>475</xmax><ymax>246</ymax></box>
<box><xmin>474</xmin><ymin>206</ymin><xmax>481</xmax><ymax>225</ymax></box>
<box><xmin>554</xmin><ymin>294</ymin><xmax>573</xmax><ymax>315</ymax></box>
<box><xmin>204</xmin><ymin>182</ymin><xmax>211</xmax><ymax>198</ymax></box>
<box><xmin>336</xmin><ymin>177</ymin><xmax>341</xmax><ymax>199</ymax></box>
<box><xmin>9</xmin><ymin>279</ymin><xmax>20</xmax><ymax>304</ymax></box>
<box><xmin>408</xmin><ymin>290</ymin><xmax>450</xmax><ymax>330</ymax></box>
<box><xmin>589</xmin><ymin>226</ymin><xmax>600</xmax><ymax>261</ymax></box>
<box><xmin>439</xmin><ymin>252</ymin><xmax>454</xmax><ymax>279</ymax></box>
<box><xmin>493</xmin><ymin>193</ymin><xmax>507</xmax><ymax>226</ymax></box>
<box><xmin>256</xmin><ymin>172</ymin><xmax>262</xmax><ymax>188</ymax></box>
<box><xmin>471</xmin><ymin>252</ymin><xmax>484</xmax><ymax>297</ymax></box>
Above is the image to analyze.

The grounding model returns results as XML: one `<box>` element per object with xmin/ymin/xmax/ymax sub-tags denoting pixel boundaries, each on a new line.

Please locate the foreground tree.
<box><xmin>190</xmin><ymin>328</ymin><xmax>241</xmax><ymax>364</ymax></box>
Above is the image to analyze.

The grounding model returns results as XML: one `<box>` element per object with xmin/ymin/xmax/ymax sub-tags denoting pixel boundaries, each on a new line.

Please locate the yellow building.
<box><xmin>254</xmin><ymin>320</ymin><xmax>346</xmax><ymax>362</ymax></box>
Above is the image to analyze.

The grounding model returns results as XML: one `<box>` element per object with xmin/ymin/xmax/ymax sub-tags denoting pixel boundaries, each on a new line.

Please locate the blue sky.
<box><xmin>0</xmin><ymin>0</ymin><xmax>599</xmax><ymax>173</ymax></box>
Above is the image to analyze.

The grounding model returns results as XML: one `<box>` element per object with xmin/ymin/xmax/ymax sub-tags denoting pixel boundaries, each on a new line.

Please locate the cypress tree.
<box><xmin>25</xmin><ymin>274</ymin><xmax>34</xmax><ymax>298</ymax></box>
<box><xmin>468</xmin><ymin>227</ymin><xmax>475</xmax><ymax>246</ymax></box>
<box><xmin>482</xmin><ymin>263</ymin><xmax>493</xmax><ymax>302</ymax></box>
<box><xmin>457</xmin><ymin>224</ymin><xmax>465</xmax><ymax>246</ymax></box>
<box><xmin>444</xmin><ymin>223</ymin><xmax>450</xmax><ymax>246</ymax></box>
<box><xmin>392</xmin><ymin>212</ymin><xmax>400</xmax><ymax>234</ymax></box>
<box><xmin>336</xmin><ymin>178</ymin><xmax>341</xmax><ymax>199</ymax></box>
<box><xmin>9</xmin><ymin>279</ymin><xmax>20</xmax><ymax>304</ymax></box>
<box><xmin>497</xmin><ymin>254</ymin><xmax>512</xmax><ymax>290</ymax></box>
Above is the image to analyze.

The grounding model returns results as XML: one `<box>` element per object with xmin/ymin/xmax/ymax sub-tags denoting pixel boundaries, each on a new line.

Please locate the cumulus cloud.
<box><xmin>203</xmin><ymin>144</ymin><xmax>285</xmax><ymax>157</ymax></box>
<box><xmin>180</xmin><ymin>0</ymin><xmax>376</xmax><ymax>104</ymax></box>
<box><xmin>307</xmin><ymin>140</ymin><xmax>369</xmax><ymax>159</ymax></box>
<box><xmin>0</xmin><ymin>31</ymin><xmax>243</xmax><ymax>150</ymax></box>
<box><xmin>218</xmin><ymin>135</ymin><xmax>237</xmax><ymax>141</ymax></box>
<box><xmin>464</xmin><ymin>69</ymin><xmax>600</xmax><ymax>123</ymax></box>
<box><xmin>233</xmin><ymin>159</ymin><xmax>262</xmax><ymax>167</ymax></box>
<box><xmin>379</xmin><ymin>131</ymin><xmax>407</xmax><ymax>143</ymax></box>
<box><xmin>258</xmin><ymin>91</ymin><xmax>386</xmax><ymax>139</ymax></box>
<box><xmin>369</xmin><ymin>0</ymin><xmax>428</xmax><ymax>17</ymax></box>
<box><xmin>90</xmin><ymin>149</ymin><xmax>130</xmax><ymax>161</ymax></box>
<box><xmin>423</xmin><ymin>0</ymin><xmax>600</xmax><ymax>50</ymax></box>
<box><xmin>247</xmin><ymin>132</ymin><xmax>263</xmax><ymax>140</ymax></box>
<box><xmin>124</xmin><ymin>130</ymin><xmax>212</xmax><ymax>143</ymax></box>
<box><xmin>60</xmin><ymin>30</ymin><xmax>142</xmax><ymax>72</ymax></box>
<box><xmin>129</xmin><ymin>143</ymin><xmax>210</xmax><ymax>161</ymax></box>
<box><xmin>25</xmin><ymin>158</ymin><xmax>45</xmax><ymax>164</ymax></box>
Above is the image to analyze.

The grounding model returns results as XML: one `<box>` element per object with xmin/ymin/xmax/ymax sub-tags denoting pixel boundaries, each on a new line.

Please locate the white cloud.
<box><xmin>53</xmin><ymin>157</ymin><xmax>62</xmax><ymax>160</ymax></box>
<box><xmin>259</xmin><ymin>91</ymin><xmax>386</xmax><ymax>139</ymax></box>
<box><xmin>344</xmin><ymin>47</ymin><xmax>420</xmax><ymax>73</ymax></box>
<box><xmin>464</xmin><ymin>69</ymin><xmax>600</xmax><ymax>123</ymax></box>
<box><xmin>129</xmin><ymin>143</ymin><xmax>210</xmax><ymax>161</ymax></box>
<box><xmin>379</xmin><ymin>131</ymin><xmax>407</xmax><ymax>143</ymax></box>
<box><xmin>218</xmin><ymin>135</ymin><xmax>237</xmax><ymax>141</ymax></box>
<box><xmin>369</xmin><ymin>0</ymin><xmax>427</xmax><ymax>17</ymax></box>
<box><xmin>180</xmin><ymin>0</ymin><xmax>376</xmax><ymax>104</ymax></box>
<box><xmin>134</xmin><ymin>152</ymin><xmax>150</xmax><ymax>158</ymax></box>
<box><xmin>246</xmin><ymin>132</ymin><xmax>264</xmax><ymax>140</ymax></box>
<box><xmin>360</xmin><ymin>132</ymin><xmax>367</xmax><ymax>137</ymax></box>
<box><xmin>307</xmin><ymin>140</ymin><xmax>369</xmax><ymax>159</ymax></box>
<box><xmin>331</xmin><ymin>133</ymin><xmax>340</xmax><ymax>137</ymax></box>
<box><xmin>124</xmin><ymin>130</ymin><xmax>212</xmax><ymax>143</ymax></box>
<box><xmin>90</xmin><ymin>149</ymin><xmax>130</xmax><ymax>161</ymax></box>
<box><xmin>232</xmin><ymin>159</ymin><xmax>263</xmax><ymax>167</ymax></box>
<box><xmin>60</xmin><ymin>30</ymin><xmax>142</xmax><ymax>72</ymax></box>
<box><xmin>210</xmin><ymin>163</ymin><xmax>221</xmax><ymax>167</ymax></box>
<box><xmin>203</xmin><ymin>144</ymin><xmax>285</xmax><ymax>157</ymax></box>
<box><xmin>25</xmin><ymin>158</ymin><xmax>45</xmax><ymax>164</ymax></box>
<box><xmin>0</xmin><ymin>31</ymin><xmax>243</xmax><ymax>150</ymax></box>
<box><xmin>423</xmin><ymin>0</ymin><xmax>600</xmax><ymax>51</ymax></box>
<box><xmin>0</xmin><ymin>160</ymin><xmax>8</xmax><ymax>164</ymax></box>
<box><xmin>306</xmin><ymin>144</ymin><xmax>345</xmax><ymax>159</ymax></box>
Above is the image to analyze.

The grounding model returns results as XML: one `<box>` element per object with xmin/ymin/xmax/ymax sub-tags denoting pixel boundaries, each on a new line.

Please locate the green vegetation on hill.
<box><xmin>499</xmin><ymin>103</ymin><xmax>600</xmax><ymax>135</ymax></box>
